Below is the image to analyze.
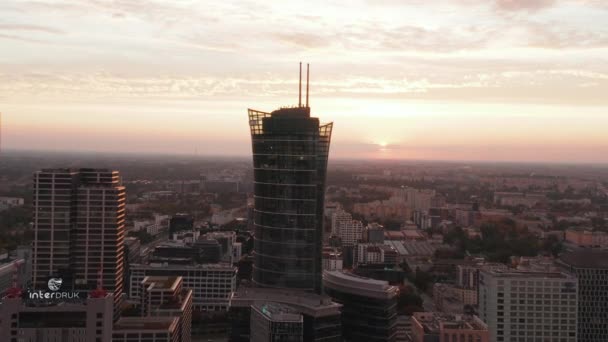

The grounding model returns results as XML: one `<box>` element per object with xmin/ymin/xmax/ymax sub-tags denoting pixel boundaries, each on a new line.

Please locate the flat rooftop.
<box><xmin>414</xmin><ymin>313</ymin><xmax>487</xmax><ymax>333</ymax></box>
<box><xmin>252</xmin><ymin>302</ymin><xmax>303</xmax><ymax>323</ymax></box>
<box><xmin>231</xmin><ymin>287</ymin><xmax>341</xmax><ymax>318</ymax></box>
<box><xmin>142</xmin><ymin>276</ymin><xmax>181</xmax><ymax>290</ymax></box>
<box><xmin>323</xmin><ymin>270</ymin><xmax>399</xmax><ymax>299</ymax></box>
<box><xmin>481</xmin><ymin>267</ymin><xmax>573</xmax><ymax>279</ymax></box>
<box><xmin>560</xmin><ymin>250</ymin><xmax>608</xmax><ymax>269</ymax></box>
<box><xmin>114</xmin><ymin>317</ymin><xmax>178</xmax><ymax>332</ymax></box>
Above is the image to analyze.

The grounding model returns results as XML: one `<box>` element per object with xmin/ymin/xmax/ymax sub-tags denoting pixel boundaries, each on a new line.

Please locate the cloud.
<box><xmin>275</xmin><ymin>32</ymin><xmax>330</xmax><ymax>49</ymax></box>
<box><xmin>0</xmin><ymin>24</ymin><xmax>64</xmax><ymax>34</ymax></box>
<box><xmin>0</xmin><ymin>67</ymin><xmax>605</xmax><ymax>106</ymax></box>
<box><xmin>494</xmin><ymin>0</ymin><xmax>557</xmax><ymax>12</ymax></box>
<box><xmin>0</xmin><ymin>33</ymin><xmax>48</xmax><ymax>43</ymax></box>
<box><xmin>522</xmin><ymin>22</ymin><xmax>608</xmax><ymax>48</ymax></box>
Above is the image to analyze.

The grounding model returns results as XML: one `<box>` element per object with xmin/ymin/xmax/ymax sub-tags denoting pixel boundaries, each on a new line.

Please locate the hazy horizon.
<box><xmin>1</xmin><ymin>0</ymin><xmax>607</xmax><ymax>163</ymax></box>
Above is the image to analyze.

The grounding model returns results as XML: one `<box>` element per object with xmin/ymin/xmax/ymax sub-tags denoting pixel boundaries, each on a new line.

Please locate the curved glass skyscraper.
<box><xmin>248</xmin><ymin>106</ymin><xmax>332</xmax><ymax>294</ymax></box>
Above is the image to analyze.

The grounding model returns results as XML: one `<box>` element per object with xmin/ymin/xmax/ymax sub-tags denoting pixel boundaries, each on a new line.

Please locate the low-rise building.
<box><xmin>323</xmin><ymin>247</ymin><xmax>343</xmax><ymax>271</ymax></box>
<box><xmin>565</xmin><ymin>228</ymin><xmax>608</xmax><ymax>247</ymax></box>
<box><xmin>0</xmin><ymin>196</ymin><xmax>24</xmax><ymax>211</ymax></box>
<box><xmin>112</xmin><ymin>317</ymin><xmax>180</xmax><ymax>342</ymax></box>
<box><xmin>129</xmin><ymin>263</ymin><xmax>237</xmax><ymax>312</ymax></box>
<box><xmin>433</xmin><ymin>283</ymin><xmax>478</xmax><ymax>314</ymax></box>
<box><xmin>410</xmin><ymin>312</ymin><xmax>489</xmax><ymax>342</ymax></box>
<box><xmin>139</xmin><ymin>276</ymin><xmax>192</xmax><ymax>342</ymax></box>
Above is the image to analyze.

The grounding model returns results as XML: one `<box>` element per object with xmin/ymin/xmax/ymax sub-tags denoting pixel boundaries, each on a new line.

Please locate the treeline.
<box><xmin>443</xmin><ymin>219</ymin><xmax>561</xmax><ymax>263</ymax></box>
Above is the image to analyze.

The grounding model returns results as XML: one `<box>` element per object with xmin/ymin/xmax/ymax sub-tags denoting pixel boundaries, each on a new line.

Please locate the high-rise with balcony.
<box><xmin>32</xmin><ymin>168</ymin><xmax>126</xmax><ymax>310</ymax></box>
<box><xmin>248</xmin><ymin>65</ymin><xmax>332</xmax><ymax>294</ymax></box>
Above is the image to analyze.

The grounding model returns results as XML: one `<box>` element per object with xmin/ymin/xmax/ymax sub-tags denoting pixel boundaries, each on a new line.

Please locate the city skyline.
<box><xmin>1</xmin><ymin>0</ymin><xmax>608</xmax><ymax>162</ymax></box>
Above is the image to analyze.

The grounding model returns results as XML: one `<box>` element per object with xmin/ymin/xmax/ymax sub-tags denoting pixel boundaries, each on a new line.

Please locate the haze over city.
<box><xmin>2</xmin><ymin>0</ymin><xmax>608</xmax><ymax>162</ymax></box>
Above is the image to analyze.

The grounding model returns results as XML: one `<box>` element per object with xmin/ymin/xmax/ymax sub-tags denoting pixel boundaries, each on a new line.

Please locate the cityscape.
<box><xmin>1</xmin><ymin>1</ymin><xmax>608</xmax><ymax>342</ymax></box>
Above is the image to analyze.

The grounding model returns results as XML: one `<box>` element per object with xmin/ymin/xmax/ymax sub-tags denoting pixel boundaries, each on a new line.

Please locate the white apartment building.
<box><xmin>478</xmin><ymin>267</ymin><xmax>578</xmax><ymax>342</ymax></box>
<box><xmin>331</xmin><ymin>209</ymin><xmax>352</xmax><ymax>235</ymax></box>
<box><xmin>331</xmin><ymin>210</ymin><xmax>364</xmax><ymax>247</ymax></box>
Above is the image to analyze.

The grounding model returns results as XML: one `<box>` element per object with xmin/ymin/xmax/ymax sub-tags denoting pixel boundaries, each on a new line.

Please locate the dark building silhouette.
<box><xmin>559</xmin><ymin>250</ymin><xmax>608</xmax><ymax>342</ymax></box>
<box><xmin>248</xmin><ymin>103</ymin><xmax>332</xmax><ymax>294</ymax></box>
<box><xmin>323</xmin><ymin>270</ymin><xmax>399</xmax><ymax>342</ymax></box>
<box><xmin>169</xmin><ymin>213</ymin><xmax>194</xmax><ymax>237</ymax></box>
<box><xmin>230</xmin><ymin>287</ymin><xmax>342</xmax><ymax>342</ymax></box>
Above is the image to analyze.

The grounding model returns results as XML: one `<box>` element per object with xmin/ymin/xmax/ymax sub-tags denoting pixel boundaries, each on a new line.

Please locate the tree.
<box><xmin>541</xmin><ymin>235</ymin><xmax>563</xmax><ymax>257</ymax></box>
<box><xmin>397</xmin><ymin>285</ymin><xmax>423</xmax><ymax>315</ymax></box>
<box><xmin>412</xmin><ymin>268</ymin><xmax>433</xmax><ymax>292</ymax></box>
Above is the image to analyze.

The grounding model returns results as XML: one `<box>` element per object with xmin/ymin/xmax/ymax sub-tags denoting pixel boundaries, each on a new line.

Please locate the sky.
<box><xmin>1</xmin><ymin>0</ymin><xmax>608</xmax><ymax>163</ymax></box>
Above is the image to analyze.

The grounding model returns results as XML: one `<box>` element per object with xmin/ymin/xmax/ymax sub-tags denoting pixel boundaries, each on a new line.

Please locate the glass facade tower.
<box><xmin>248</xmin><ymin>106</ymin><xmax>332</xmax><ymax>294</ymax></box>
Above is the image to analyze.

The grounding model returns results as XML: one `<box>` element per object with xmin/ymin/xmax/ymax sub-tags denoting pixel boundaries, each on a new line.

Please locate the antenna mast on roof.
<box><xmin>299</xmin><ymin>62</ymin><xmax>302</xmax><ymax>107</ymax></box>
<box><xmin>306</xmin><ymin>64</ymin><xmax>310</xmax><ymax>108</ymax></box>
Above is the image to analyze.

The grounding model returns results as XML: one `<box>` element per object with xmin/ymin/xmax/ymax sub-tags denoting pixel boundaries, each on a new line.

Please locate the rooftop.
<box><xmin>413</xmin><ymin>312</ymin><xmax>488</xmax><ymax>333</ymax></box>
<box><xmin>560</xmin><ymin>250</ymin><xmax>608</xmax><ymax>269</ymax></box>
<box><xmin>230</xmin><ymin>287</ymin><xmax>341</xmax><ymax>318</ymax></box>
<box><xmin>323</xmin><ymin>270</ymin><xmax>399</xmax><ymax>299</ymax></box>
<box><xmin>481</xmin><ymin>267</ymin><xmax>573</xmax><ymax>279</ymax></box>
<box><xmin>142</xmin><ymin>276</ymin><xmax>182</xmax><ymax>291</ymax></box>
<box><xmin>113</xmin><ymin>317</ymin><xmax>178</xmax><ymax>332</ymax></box>
<box><xmin>252</xmin><ymin>302</ymin><xmax>303</xmax><ymax>323</ymax></box>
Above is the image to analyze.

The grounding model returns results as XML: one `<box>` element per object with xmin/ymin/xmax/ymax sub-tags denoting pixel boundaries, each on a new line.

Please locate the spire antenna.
<box><xmin>306</xmin><ymin>63</ymin><xmax>310</xmax><ymax>108</ymax></box>
<box><xmin>299</xmin><ymin>62</ymin><xmax>302</xmax><ymax>107</ymax></box>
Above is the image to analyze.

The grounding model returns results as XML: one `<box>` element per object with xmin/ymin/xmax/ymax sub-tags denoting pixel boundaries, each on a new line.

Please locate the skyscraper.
<box><xmin>248</xmin><ymin>64</ymin><xmax>333</xmax><ymax>294</ymax></box>
<box><xmin>32</xmin><ymin>169</ymin><xmax>79</xmax><ymax>288</ymax></box>
<box><xmin>32</xmin><ymin>168</ymin><xmax>126</xmax><ymax>308</ymax></box>
<box><xmin>559</xmin><ymin>250</ymin><xmax>608</xmax><ymax>342</ymax></box>
<box><xmin>73</xmin><ymin>169</ymin><xmax>126</xmax><ymax>297</ymax></box>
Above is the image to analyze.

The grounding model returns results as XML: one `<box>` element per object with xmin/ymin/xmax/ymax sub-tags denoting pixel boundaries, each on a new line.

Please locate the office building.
<box><xmin>323</xmin><ymin>270</ymin><xmax>399</xmax><ymax>342</ymax></box>
<box><xmin>73</xmin><ymin>169</ymin><xmax>126</xmax><ymax>296</ymax></box>
<box><xmin>250</xmin><ymin>302</ymin><xmax>303</xmax><ymax>342</ymax></box>
<box><xmin>0</xmin><ymin>292</ymin><xmax>114</xmax><ymax>342</ymax></box>
<box><xmin>32</xmin><ymin>169</ymin><xmax>79</xmax><ymax>288</ymax></box>
<box><xmin>410</xmin><ymin>312</ymin><xmax>489</xmax><ymax>342</ymax></box>
<box><xmin>32</xmin><ymin>168</ymin><xmax>126</xmax><ymax>311</ymax></box>
<box><xmin>559</xmin><ymin>250</ymin><xmax>608</xmax><ymax>342</ymax></box>
<box><xmin>112</xmin><ymin>317</ymin><xmax>180</xmax><ymax>342</ymax></box>
<box><xmin>140</xmin><ymin>276</ymin><xmax>192</xmax><ymax>342</ymax></box>
<box><xmin>129</xmin><ymin>262</ymin><xmax>237</xmax><ymax>312</ymax></box>
<box><xmin>229</xmin><ymin>287</ymin><xmax>342</xmax><ymax>342</ymax></box>
<box><xmin>248</xmin><ymin>78</ymin><xmax>333</xmax><ymax>293</ymax></box>
<box><xmin>478</xmin><ymin>267</ymin><xmax>578</xmax><ymax>342</ymax></box>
